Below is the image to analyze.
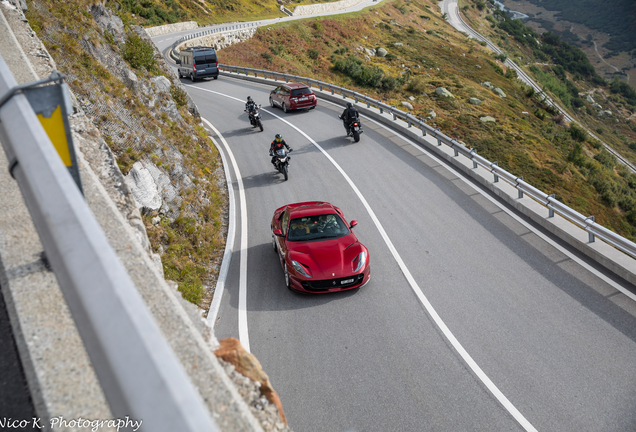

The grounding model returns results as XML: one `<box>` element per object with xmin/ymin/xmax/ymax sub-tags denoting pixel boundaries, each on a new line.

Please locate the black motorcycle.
<box><xmin>339</xmin><ymin>116</ymin><xmax>362</xmax><ymax>142</ymax></box>
<box><xmin>271</xmin><ymin>147</ymin><xmax>292</xmax><ymax>181</ymax></box>
<box><xmin>246</xmin><ymin>105</ymin><xmax>263</xmax><ymax>131</ymax></box>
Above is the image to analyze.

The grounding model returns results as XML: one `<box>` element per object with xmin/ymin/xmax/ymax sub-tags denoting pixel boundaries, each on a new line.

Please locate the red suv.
<box><xmin>269</xmin><ymin>83</ymin><xmax>317</xmax><ymax>112</ymax></box>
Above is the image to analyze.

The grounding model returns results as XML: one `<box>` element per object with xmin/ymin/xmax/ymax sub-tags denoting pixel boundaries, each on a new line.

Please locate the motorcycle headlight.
<box><xmin>352</xmin><ymin>251</ymin><xmax>367</xmax><ymax>273</ymax></box>
<box><xmin>291</xmin><ymin>260</ymin><xmax>312</xmax><ymax>278</ymax></box>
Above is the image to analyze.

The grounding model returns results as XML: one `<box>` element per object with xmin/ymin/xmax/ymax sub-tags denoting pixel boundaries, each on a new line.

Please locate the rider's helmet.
<box><xmin>346</xmin><ymin>102</ymin><xmax>353</xmax><ymax>108</ymax></box>
<box><xmin>247</xmin><ymin>96</ymin><xmax>252</xmax><ymax>101</ymax></box>
<box><xmin>275</xmin><ymin>133</ymin><xmax>282</xmax><ymax>142</ymax></box>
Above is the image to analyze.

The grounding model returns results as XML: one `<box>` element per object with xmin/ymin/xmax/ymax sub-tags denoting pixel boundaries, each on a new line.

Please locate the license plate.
<box><xmin>299</xmin><ymin>97</ymin><xmax>308</xmax><ymax>101</ymax></box>
<box><xmin>199</xmin><ymin>69</ymin><xmax>205</xmax><ymax>72</ymax></box>
<box><xmin>341</xmin><ymin>278</ymin><xmax>355</xmax><ymax>284</ymax></box>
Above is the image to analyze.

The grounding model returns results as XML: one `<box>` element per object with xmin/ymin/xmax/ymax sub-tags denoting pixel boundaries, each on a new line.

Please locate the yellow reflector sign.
<box><xmin>37</xmin><ymin>105</ymin><xmax>71</xmax><ymax>167</ymax></box>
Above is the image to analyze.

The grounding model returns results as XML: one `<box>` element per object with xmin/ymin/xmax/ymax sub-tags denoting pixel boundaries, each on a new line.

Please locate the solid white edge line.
<box><xmin>353</xmin><ymin>108</ymin><xmax>636</xmax><ymax>303</ymax></box>
<box><xmin>206</xmin><ymin>134</ymin><xmax>237</xmax><ymax>327</ymax></box>
<box><xmin>192</xmin><ymin>85</ymin><xmax>536</xmax><ymax>431</ymax></box>
<box><xmin>202</xmin><ymin>118</ymin><xmax>250</xmax><ymax>353</ymax></box>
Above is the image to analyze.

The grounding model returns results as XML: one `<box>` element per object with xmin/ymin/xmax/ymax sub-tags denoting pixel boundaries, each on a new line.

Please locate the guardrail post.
<box><xmin>585</xmin><ymin>216</ymin><xmax>595</xmax><ymax>242</ymax></box>
<box><xmin>285</xmin><ymin>76</ymin><xmax>289</xmax><ymax>83</ymax></box>
<box><xmin>380</xmin><ymin>107</ymin><xmax>383</xmax><ymax>113</ymax></box>
<box><xmin>435</xmin><ymin>128</ymin><xmax>441</xmax><ymax>146</ymax></box>
<box><xmin>470</xmin><ymin>149</ymin><xmax>477</xmax><ymax>168</ymax></box>
<box><xmin>451</xmin><ymin>139</ymin><xmax>459</xmax><ymax>156</ymax></box>
<box><xmin>331</xmin><ymin>88</ymin><xmax>334</xmax><ymax>95</ymax></box>
<box><xmin>319</xmin><ymin>85</ymin><xmax>322</xmax><ymax>91</ymax></box>
<box><xmin>392</xmin><ymin>112</ymin><xmax>396</xmax><ymax>120</ymax></box>
<box><xmin>491</xmin><ymin>162</ymin><xmax>498</xmax><ymax>182</ymax></box>
<box><xmin>516</xmin><ymin>176</ymin><xmax>523</xmax><ymax>198</ymax></box>
<box><xmin>548</xmin><ymin>194</ymin><xmax>555</xmax><ymax>218</ymax></box>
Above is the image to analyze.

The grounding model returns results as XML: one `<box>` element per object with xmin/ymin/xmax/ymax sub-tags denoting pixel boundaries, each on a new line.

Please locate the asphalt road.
<box><xmin>177</xmin><ymin>76</ymin><xmax>636</xmax><ymax>432</ymax></box>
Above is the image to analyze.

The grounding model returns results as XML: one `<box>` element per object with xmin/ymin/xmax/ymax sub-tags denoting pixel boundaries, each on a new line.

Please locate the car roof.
<box><xmin>282</xmin><ymin>82</ymin><xmax>310</xmax><ymax>89</ymax></box>
<box><xmin>286</xmin><ymin>201</ymin><xmax>336</xmax><ymax>218</ymax></box>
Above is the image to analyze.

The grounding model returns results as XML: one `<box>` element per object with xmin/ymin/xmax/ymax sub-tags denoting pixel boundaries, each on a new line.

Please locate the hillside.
<box><xmin>495</xmin><ymin>0</ymin><xmax>636</xmax><ymax>90</ymax></box>
<box><xmin>215</xmin><ymin>0</ymin><xmax>636</xmax><ymax>241</ymax></box>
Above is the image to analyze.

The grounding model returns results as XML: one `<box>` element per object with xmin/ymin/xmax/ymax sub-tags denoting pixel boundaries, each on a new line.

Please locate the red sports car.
<box><xmin>271</xmin><ymin>201</ymin><xmax>370</xmax><ymax>293</ymax></box>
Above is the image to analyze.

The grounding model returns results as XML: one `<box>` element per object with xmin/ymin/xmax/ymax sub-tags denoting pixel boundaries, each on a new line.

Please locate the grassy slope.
<box><xmin>216</xmin><ymin>0</ymin><xmax>636</xmax><ymax>241</ymax></box>
<box><xmin>26</xmin><ymin>0</ymin><xmax>227</xmax><ymax>308</ymax></box>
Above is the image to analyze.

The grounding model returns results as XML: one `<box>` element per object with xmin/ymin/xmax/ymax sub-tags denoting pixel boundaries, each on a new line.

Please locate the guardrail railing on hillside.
<box><xmin>218</xmin><ymin>63</ymin><xmax>636</xmax><ymax>260</ymax></box>
<box><xmin>451</xmin><ymin>7</ymin><xmax>636</xmax><ymax>174</ymax></box>
<box><xmin>0</xmin><ymin>55</ymin><xmax>218</xmax><ymax>431</ymax></box>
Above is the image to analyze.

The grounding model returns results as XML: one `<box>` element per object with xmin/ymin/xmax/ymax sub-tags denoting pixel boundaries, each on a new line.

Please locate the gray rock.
<box><xmin>586</xmin><ymin>94</ymin><xmax>595</xmax><ymax>104</ymax></box>
<box><xmin>151</xmin><ymin>76</ymin><xmax>172</xmax><ymax>94</ymax></box>
<box><xmin>481</xmin><ymin>81</ymin><xmax>494</xmax><ymax>89</ymax></box>
<box><xmin>376</xmin><ymin>47</ymin><xmax>388</xmax><ymax>57</ymax></box>
<box><xmin>435</xmin><ymin>87</ymin><xmax>455</xmax><ymax>98</ymax></box>
<box><xmin>408</xmin><ymin>96</ymin><xmax>415</xmax><ymax>101</ymax></box>
<box><xmin>494</xmin><ymin>87</ymin><xmax>507</xmax><ymax>98</ymax></box>
<box><xmin>480</xmin><ymin>116</ymin><xmax>496</xmax><ymax>123</ymax></box>
<box><xmin>122</xmin><ymin>69</ymin><xmax>139</xmax><ymax>92</ymax></box>
<box><xmin>90</xmin><ymin>3</ymin><xmax>125</xmax><ymax>43</ymax></box>
<box><xmin>598</xmin><ymin>110</ymin><xmax>612</xmax><ymax>117</ymax></box>
<box><xmin>365</xmin><ymin>48</ymin><xmax>376</xmax><ymax>56</ymax></box>
<box><xmin>468</xmin><ymin>98</ymin><xmax>482</xmax><ymax>105</ymax></box>
<box><xmin>401</xmin><ymin>101</ymin><xmax>414</xmax><ymax>110</ymax></box>
<box><xmin>427</xmin><ymin>109</ymin><xmax>437</xmax><ymax>119</ymax></box>
<box><xmin>593</xmin><ymin>102</ymin><xmax>603</xmax><ymax>109</ymax></box>
<box><xmin>394</xmin><ymin>42</ymin><xmax>404</xmax><ymax>47</ymax></box>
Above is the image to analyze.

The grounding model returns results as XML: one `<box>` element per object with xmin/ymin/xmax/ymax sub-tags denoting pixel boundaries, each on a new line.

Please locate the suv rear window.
<box><xmin>195</xmin><ymin>55</ymin><xmax>217</xmax><ymax>65</ymax></box>
<box><xmin>291</xmin><ymin>88</ymin><xmax>312</xmax><ymax>96</ymax></box>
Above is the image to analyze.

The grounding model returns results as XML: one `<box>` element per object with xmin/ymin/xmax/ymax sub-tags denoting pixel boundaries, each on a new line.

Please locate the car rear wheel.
<box><xmin>270</xmin><ymin>97</ymin><xmax>275</xmax><ymax>108</ymax></box>
<box><xmin>282</xmin><ymin>103</ymin><xmax>288</xmax><ymax>113</ymax></box>
<box><xmin>190</xmin><ymin>73</ymin><xmax>195</xmax><ymax>82</ymax></box>
<box><xmin>213</xmin><ymin>76</ymin><xmax>218</xmax><ymax>80</ymax></box>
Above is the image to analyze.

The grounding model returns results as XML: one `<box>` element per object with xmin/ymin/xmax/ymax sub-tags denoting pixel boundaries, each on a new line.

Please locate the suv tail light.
<box><xmin>193</xmin><ymin>64</ymin><xmax>197</xmax><ymax>72</ymax></box>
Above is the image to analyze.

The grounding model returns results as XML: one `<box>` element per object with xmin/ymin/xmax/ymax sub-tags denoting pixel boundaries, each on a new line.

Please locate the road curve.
<box><xmin>150</xmin><ymin>12</ymin><xmax>636</xmax><ymax>432</ymax></box>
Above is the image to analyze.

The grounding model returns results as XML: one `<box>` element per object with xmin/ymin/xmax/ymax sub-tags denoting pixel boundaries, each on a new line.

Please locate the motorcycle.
<box><xmin>271</xmin><ymin>147</ymin><xmax>293</xmax><ymax>181</ymax></box>
<box><xmin>339</xmin><ymin>115</ymin><xmax>362</xmax><ymax>142</ymax></box>
<box><xmin>246</xmin><ymin>104</ymin><xmax>263</xmax><ymax>131</ymax></box>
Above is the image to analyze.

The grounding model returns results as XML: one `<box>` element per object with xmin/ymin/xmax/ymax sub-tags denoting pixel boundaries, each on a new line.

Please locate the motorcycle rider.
<box><xmin>339</xmin><ymin>102</ymin><xmax>361</xmax><ymax>136</ymax></box>
<box><xmin>270</xmin><ymin>134</ymin><xmax>292</xmax><ymax>166</ymax></box>
<box><xmin>245</xmin><ymin>96</ymin><xmax>258</xmax><ymax>127</ymax></box>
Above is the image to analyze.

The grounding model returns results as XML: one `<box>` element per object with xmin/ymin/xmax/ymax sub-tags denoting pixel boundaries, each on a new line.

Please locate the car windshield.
<box><xmin>287</xmin><ymin>214</ymin><xmax>349</xmax><ymax>242</ymax></box>
<box><xmin>291</xmin><ymin>88</ymin><xmax>312</xmax><ymax>96</ymax></box>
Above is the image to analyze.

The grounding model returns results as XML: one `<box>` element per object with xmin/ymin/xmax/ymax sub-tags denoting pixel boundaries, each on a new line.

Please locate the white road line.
<box><xmin>190</xmin><ymin>85</ymin><xmax>536</xmax><ymax>431</ymax></box>
<box><xmin>353</xmin><ymin>109</ymin><xmax>636</xmax><ymax>304</ymax></box>
<box><xmin>201</xmin><ymin>117</ymin><xmax>251</xmax><ymax>353</ymax></box>
<box><xmin>205</xmin><ymin>133</ymin><xmax>237</xmax><ymax>328</ymax></box>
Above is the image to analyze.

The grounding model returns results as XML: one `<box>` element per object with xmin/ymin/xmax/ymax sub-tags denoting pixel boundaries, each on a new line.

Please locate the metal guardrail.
<box><xmin>218</xmin><ymin>63</ymin><xmax>636</xmax><ymax>260</ymax></box>
<box><xmin>452</xmin><ymin>6</ymin><xmax>636</xmax><ymax>174</ymax></box>
<box><xmin>0</xmin><ymin>55</ymin><xmax>219</xmax><ymax>431</ymax></box>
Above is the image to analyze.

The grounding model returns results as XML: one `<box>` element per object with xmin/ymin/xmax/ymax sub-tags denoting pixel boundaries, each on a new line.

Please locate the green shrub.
<box><xmin>171</xmin><ymin>84</ymin><xmax>188</xmax><ymax>107</ymax></box>
<box><xmin>261</xmin><ymin>52</ymin><xmax>273</xmax><ymax>62</ymax></box>
<box><xmin>308</xmin><ymin>49</ymin><xmax>319</xmax><ymax>60</ymax></box>
<box><xmin>121</xmin><ymin>33</ymin><xmax>156</xmax><ymax>71</ymax></box>
<box><xmin>568</xmin><ymin>123</ymin><xmax>587</xmax><ymax>142</ymax></box>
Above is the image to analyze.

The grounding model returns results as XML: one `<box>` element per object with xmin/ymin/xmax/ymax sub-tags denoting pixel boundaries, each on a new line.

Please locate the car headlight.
<box><xmin>291</xmin><ymin>260</ymin><xmax>312</xmax><ymax>278</ymax></box>
<box><xmin>352</xmin><ymin>251</ymin><xmax>366</xmax><ymax>273</ymax></box>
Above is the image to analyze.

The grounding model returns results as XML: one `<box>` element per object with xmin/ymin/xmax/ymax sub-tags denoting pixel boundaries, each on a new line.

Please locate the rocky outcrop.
<box><xmin>291</xmin><ymin>0</ymin><xmax>366</xmax><ymax>16</ymax></box>
<box><xmin>215</xmin><ymin>338</ymin><xmax>288</xmax><ymax>428</ymax></box>
<box><xmin>177</xmin><ymin>27</ymin><xmax>257</xmax><ymax>51</ymax></box>
<box><xmin>480</xmin><ymin>116</ymin><xmax>496</xmax><ymax>123</ymax></box>
<box><xmin>145</xmin><ymin>21</ymin><xmax>199</xmax><ymax>37</ymax></box>
<box><xmin>468</xmin><ymin>98</ymin><xmax>482</xmax><ymax>105</ymax></box>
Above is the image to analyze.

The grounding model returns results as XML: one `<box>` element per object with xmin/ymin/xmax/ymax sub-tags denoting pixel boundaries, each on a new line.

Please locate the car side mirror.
<box><xmin>273</xmin><ymin>229</ymin><xmax>284</xmax><ymax>237</ymax></box>
<box><xmin>349</xmin><ymin>220</ymin><xmax>358</xmax><ymax>229</ymax></box>
<box><xmin>176</xmin><ymin>59</ymin><xmax>181</xmax><ymax>65</ymax></box>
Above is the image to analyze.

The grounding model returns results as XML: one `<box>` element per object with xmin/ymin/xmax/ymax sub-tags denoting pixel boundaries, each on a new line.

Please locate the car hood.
<box><xmin>288</xmin><ymin>235</ymin><xmax>364</xmax><ymax>279</ymax></box>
